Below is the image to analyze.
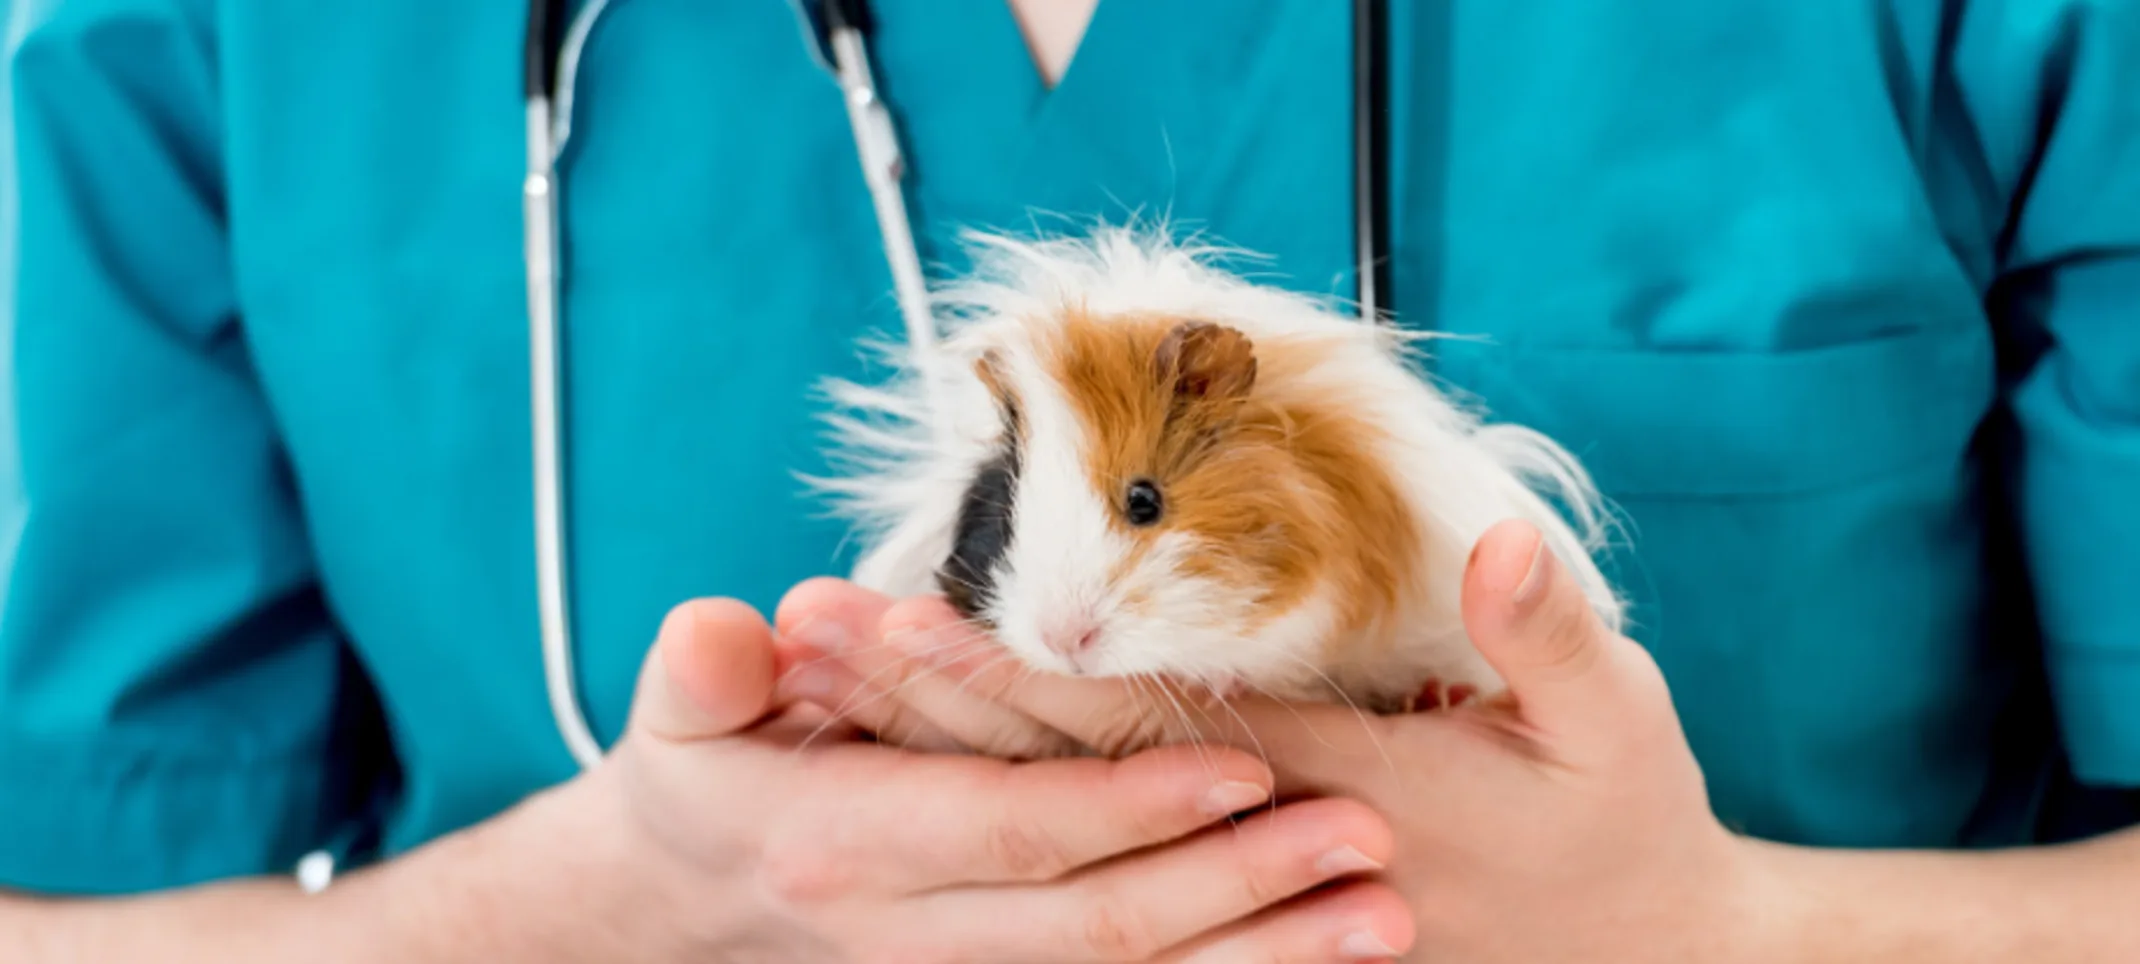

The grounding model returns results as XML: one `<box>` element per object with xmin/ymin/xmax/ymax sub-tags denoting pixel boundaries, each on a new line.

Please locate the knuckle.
<box><xmin>1531</xmin><ymin>606</ymin><xmax>1598</xmax><ymax>676</ymax></box>
<box><xmin>985</xmin><ymin>818</ymin><xmax>1076</xmax><ymax>880</ymax></box>
<box><xmin>1074</xmin><ymin>894</ymin><xmax>1161</xmax><ymax>961</ymax></box>
<box><xmin>753</xmin><ymin>836</ymin><xmax>854</xmax><ymax>906</ymax></box>
<box><xmin>1089</xmin><ymin>713</ymin><xmax>1167</xmax><ymax>759</ymax></box>
<box><xmin>1233</xmin><ymin>858</ymin><xmax>1291</xmax><ymax>910</ymax></box>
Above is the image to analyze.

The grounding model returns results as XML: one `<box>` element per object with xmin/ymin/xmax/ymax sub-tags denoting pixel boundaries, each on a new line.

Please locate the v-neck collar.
<box><xmin>930</xmin><ymin>0</ymin><xmax>1130</xmax><ymax>125</ymax></box>
<box><xmin>806</xmin><ymin>0</ymin><xmax>1345</xmax><ymax>284</ymax></box>
<box><xmin>1004</xmin><ymin>0</ymin><xmax>1106</xmax><ymax>92</ymax></box>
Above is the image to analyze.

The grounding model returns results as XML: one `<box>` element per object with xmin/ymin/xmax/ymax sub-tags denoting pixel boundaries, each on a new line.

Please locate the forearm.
<box><xmin>4</xmin><ymin>873</ymin><xmax>333</xmax><ymax>963</ymax></box>
<box><xmin>1750</xmin><ymin>825</ymin><xmax>2140</xmax><ymax>962</ymax></box>
<box><xmin>1</xmin><ymin>783</ymin><xmax>647</xmax><ymax>964</ymax></box>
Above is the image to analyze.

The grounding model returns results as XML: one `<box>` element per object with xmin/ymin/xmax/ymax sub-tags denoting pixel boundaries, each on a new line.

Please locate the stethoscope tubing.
<box><xmin>524</xmin><ymin>0</ymin><xmax>604</xmax><ymax>770</ymax></box>
<box><xmin>522</xmin><ymin>0</ymin><xmax>1390</xmax><ymax>771</ymax></box>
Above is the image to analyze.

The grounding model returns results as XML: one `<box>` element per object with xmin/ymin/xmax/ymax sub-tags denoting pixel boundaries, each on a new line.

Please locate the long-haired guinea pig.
<box><xmin>806</xmin><ymin>226</ymin><xmax>1625</xmax><ymax>713</ymax></box>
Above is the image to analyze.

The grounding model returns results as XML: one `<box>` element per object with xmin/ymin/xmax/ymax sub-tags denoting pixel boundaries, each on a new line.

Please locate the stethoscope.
<box><xmin>522</xmin><ymin>0</ymin><xmax>1393</xmax><ymax>771</ymax></box>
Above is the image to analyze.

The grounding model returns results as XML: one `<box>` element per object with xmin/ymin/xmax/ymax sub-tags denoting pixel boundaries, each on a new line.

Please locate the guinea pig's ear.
<box><xmin>1154</xmin><ymin>320</ymin><xmax>1257</xmax><ymax>403</ymax></box>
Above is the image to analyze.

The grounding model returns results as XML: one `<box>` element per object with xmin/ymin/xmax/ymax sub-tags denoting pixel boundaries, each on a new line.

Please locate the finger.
<box><xmin>776</xmin><ymin>579</ymin><xmax>1077</xmax><ymax>756</ymax></box>
<box><xmin>755</xmin><ymin>700</ymin><xmax>871</xmax><ymax>746</ymax></box>
<box><xmin>883</xmin><ymin>596</ymin><xmax>1187</xmax><ymax>758</ymax></box>
<box><xmin>766</xmin><ymin>744</ymin><xmax>1277</xmax><ymax>897</ymax></box>
<box><xmin>830</xmin><ymin>596</ymin><xmax>1091</xmax><ymax>758</ymax></box>
<box><xmin>882</xmin><ymin>596</ymin><xmax>1403</xmax><ymax>795</ymax></box>
<box><xmin>773</xmin><ymin>576</ymin><xmax>898</xmax><ymax>664</ymax></box>
<box><xmin>778</xmin><ymin>640</ymin><xmax>978</xmax><ymax>754</ymax></box>
<box><xmin>937</xmin><ymin>796</ymin><xmax>1397</xmax><ymax>963</ymax></box>
<box><xmin>886</xmin><ymin>598</ymin><xmax>1441</xmax><ymax>799</ymax></box>
<box><xmin>626</xmin><ymin>598</ymin><xmax>780</xmax><ymax>744</ymax></box>
<box><xmin>773</xmin><ymin>577</ymin><xmax>962</xmax><ymax>749</ymax></box>
<box><xmin>1459</xmin><ymin>518</ymin><xmax>1643</xmax><ymax>744</ymax></box>
<box><xmin>1154</xmin><ymin>880</ymin><xmax>1415</xmax><ymax>964</ymax></box>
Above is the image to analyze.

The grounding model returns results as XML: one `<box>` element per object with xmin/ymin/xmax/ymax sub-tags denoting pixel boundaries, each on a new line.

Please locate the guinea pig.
<box><xmin>805</xmin><ymin>226</ymin><xmax>1625</xmax><ymax>714</ymax></box>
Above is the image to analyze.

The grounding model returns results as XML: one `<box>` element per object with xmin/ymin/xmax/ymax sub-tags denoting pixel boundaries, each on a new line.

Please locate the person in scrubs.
<box><xmin>3</xmin><ymin>0</ymin><xmax>2138</xmax><ymax>959</ymax></box>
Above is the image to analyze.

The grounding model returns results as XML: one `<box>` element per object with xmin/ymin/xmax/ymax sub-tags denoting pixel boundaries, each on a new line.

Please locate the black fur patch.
<box><xmin>937</xmin><ymin>437</ymin><xmax>1021</xmax><ymax>621</ymax></box>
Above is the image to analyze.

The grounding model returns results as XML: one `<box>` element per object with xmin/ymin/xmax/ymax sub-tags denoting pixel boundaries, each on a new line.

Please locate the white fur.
<box><xmin>982</xmin><ymin>344</ymin><xmax>1137</xmax><ymax>676</ymax></box>
<box><xmin>802</xmin><ymin>223</ymin><xmax>1626</xmax><ymax>705</ymax></box>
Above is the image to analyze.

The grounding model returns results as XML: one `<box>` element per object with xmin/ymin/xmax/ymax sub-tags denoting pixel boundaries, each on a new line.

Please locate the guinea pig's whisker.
<box><xmin>846</xmin><ymin>653</ymin><xmax>937</xmax><ymax>695</ymax></box>
<box><xmin>783</xmin><ymin>620</ymin><xmax>995</xmax><ymax>668</ymax></box>
<box><xmin>928</xmin><ymin>617</ymin><xmax>997</xmax><ymax>644</ymax></box>
<box><xmin>1200</xmin><ymin>688</ymin><xmax>1277</xmax><ymax>810</ymax></box>
<box><xmin>1153</xmin><ymin>676</ymin><xmax>1219</xmax><ymax>747</ymax></box>
<box><xmin>1140</xmin><ymin>674</ymin><xmax>1211</xmax><ymax>771</ymax></box>
<box><xmin>1146</xmin><ymin>676</ymin><xmax>1274</xmax><ymax>823</ymax></box>
<box><xmin>951</xmin><ymin>651</ymin><xmax>1026</xmax><ymax>703</ymax></box>
<box><xmin>800</xmin><ymin>641</ymin><xmax>977</xmax><ymax>736</ymax></box>
<box><xmin>945</xmin><ymin>624</ymin><xmax>1000</xmax><ymax>649</ymax></box>
<box><xmin>1238</xmin><ymin>677</ymin><xmax>1324</xmax><ymax>742</ymax></box>
<box><xmin>802</xmin><ymin>676</ymin><xmax>905</xmax><ymax>741</ymax></box>
<box><xmin>785</xmin><ymin>638</ymin><xmax>913</xmax><ymax>668</ymax></box>
<box><xmin>793</xmin><ymin>707</ymin><xmax>867</xmax><ymax>755</ymax></box>
<box><xmin>1130</xmin><ymin>676</ymin><xmax>1210</xmax><ymax>787</ymax></box>
<box><xmin>897</xmin><ymin>631</ymin><xmax>992</xmax><ymax>666</ymax></box>
<box><xmin>1268</xmin><ymin>652</ymin><xmax>1401</xmax><ymax>785</ymax></box>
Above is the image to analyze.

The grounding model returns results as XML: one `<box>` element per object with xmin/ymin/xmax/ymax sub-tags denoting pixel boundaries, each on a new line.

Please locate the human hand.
<box><xmin>492</xmin><ymin>594</ymin><xmax>1417</xmax><ymax>963</ymax></box>
<box><xmin>783</xmin><ymin>521</ymin><xmax>1777</xmax><ymax>962</ymax></box>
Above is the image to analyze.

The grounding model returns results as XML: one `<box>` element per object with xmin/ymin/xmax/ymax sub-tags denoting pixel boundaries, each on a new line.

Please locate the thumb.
<box><xmin>1460</xmin><ymin>518</ymin><xmax>1632</xmax><ymax>742</ymax></box>
<box><xmin>627</xmin><ymin>598</ymin><xmax>779</xmax><ymax>744</ymax></box>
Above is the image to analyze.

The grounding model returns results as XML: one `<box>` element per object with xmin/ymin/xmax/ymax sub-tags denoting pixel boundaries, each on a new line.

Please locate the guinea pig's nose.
<box><xmin>1044</xmin><ymin>623</ymin><xmax>1102</xmax><ymax>658</ymax></box>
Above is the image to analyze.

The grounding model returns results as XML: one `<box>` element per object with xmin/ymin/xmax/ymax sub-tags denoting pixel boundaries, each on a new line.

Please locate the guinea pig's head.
<box><xmin>935</xmin><ymin>309</ymin><xmax>1416</xmax><ymax>695</ymax></box>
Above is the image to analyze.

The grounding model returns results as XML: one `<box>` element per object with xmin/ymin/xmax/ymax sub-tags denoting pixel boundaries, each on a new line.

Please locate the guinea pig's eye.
<box><xmin>1123</xmin><ymin>479</ymin><xmax>1165</xmax><ymax>527</ymax></box>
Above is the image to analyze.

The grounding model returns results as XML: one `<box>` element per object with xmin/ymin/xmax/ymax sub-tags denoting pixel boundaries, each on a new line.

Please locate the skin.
<box><xmin>0</xmin><ymin>599</ymin><xmax>1415</xmax><ymax>963</ymax></box>
<box><xmin>782</xmin><ymin>519</ymin><xmax>2140</xmax><ymax>962</ymax></box>
<box><xmin>1007</xmin><ymin>0</ymin><xmax>1099</xmax><ymax>87</ymax></box>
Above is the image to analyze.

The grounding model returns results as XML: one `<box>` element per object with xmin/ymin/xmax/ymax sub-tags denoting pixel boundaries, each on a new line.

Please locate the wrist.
<box><xmin>1726</xmin><ymin>835</ymin><xmax>2055</xmax><ymax>964</ymax></box>
<box><xmin>315</xmin><ymin>772</ymin><xmax>677</xmax><ymax>963</ymax></box>
<box><xmin>1719</xmin><ymin>836</ymin><xmax>1826</xmax><ymax>964</ymax></box>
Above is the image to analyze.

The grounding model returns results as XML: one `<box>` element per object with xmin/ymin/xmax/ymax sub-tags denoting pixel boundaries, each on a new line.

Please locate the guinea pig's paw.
<box><xmin>1404</xmin><ymin>678</ymin><xmax>1481</xmax><ymax>713</ymax></box>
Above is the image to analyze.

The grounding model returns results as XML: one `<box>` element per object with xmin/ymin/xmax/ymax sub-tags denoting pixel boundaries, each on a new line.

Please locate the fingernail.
<box><xmin>1199</xmin><ymin>780</ymin><xmax>1271</xmax><ymax>815</ymax></box>
<box><xmin>1340</xmin><ymin>930</ymin><xmax>1399</xmax><ymax>958</ymax></box>
<box><xmin>788</xmin><ymin>616</ymin><xmax>851</xmax><ymax>655</ymax></box>
<box><xmin>1511</xmin><ymin>535</ymin><xmax>1550</xmax><ymax>611</ymax></box>
<box><xmin>1315</xmin><ymin>845</ymin><xmax>1384</xmax><ymax>876</ymax></box>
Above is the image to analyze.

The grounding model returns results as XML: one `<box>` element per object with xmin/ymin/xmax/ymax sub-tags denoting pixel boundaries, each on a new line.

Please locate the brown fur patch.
<box><xmin>975</xmin><ymin>349</ymin><xmax>1023</xmax><ymax>434</ymax></box>
<box><xmin>1034</xmin><ymin>308</ymin><xmax>1421</xmax><ymax>648</ymax></box>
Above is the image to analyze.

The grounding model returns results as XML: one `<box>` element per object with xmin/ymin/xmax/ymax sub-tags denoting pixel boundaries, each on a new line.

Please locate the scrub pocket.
<box><xmin>1434</xmin><ymin>328</ymin><xmax>2014</xmax><ymax>846</ymax></box>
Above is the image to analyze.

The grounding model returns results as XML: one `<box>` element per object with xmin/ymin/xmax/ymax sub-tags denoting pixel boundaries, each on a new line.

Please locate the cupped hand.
<box><xmin>781</xmin><ymin>521</ymin><xmax>1779</xmax><ymax>962</ymax></box>
<box><xmin>555</xmin><ymin>593</ymin><xmax>1416</xmax><ymax>963</ymax></box>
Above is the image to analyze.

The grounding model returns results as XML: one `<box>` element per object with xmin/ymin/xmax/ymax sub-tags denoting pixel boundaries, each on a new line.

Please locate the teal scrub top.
<box><xmin>4</xmin><ymin>0</ymin><xmax>2139</xmax><ymax>894</ymax></box>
